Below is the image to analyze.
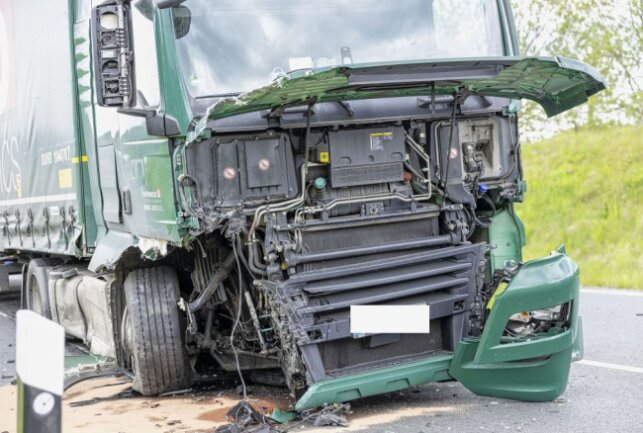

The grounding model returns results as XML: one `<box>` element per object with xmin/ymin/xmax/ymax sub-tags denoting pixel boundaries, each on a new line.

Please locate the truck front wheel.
<box><xmin>123</xmin><ymin>266</ymin><xmax>190</xmax><ymax>395</ymax></box>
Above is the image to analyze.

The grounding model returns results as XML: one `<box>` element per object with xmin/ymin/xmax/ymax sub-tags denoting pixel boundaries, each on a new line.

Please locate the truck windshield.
<box><xmin>173</xmin><ymin>0</ymin><xmax>505</xmax><ymax>97</ymax></box>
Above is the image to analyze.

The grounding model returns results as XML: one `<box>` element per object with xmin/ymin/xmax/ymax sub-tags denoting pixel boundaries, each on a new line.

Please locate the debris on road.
<box><xmin>301</xmin><ymin>403</ymin><xmax>350</xmax><ymax>427</ymax></box>
<box><xmin>215</xmin><ymin>400</ymin><xmax>270</xmax><ymax>433</ymax></box>
<box><xmin>68</xmin><ymin>388</ymin><xmax>136</xmax><ymax>407</ymax></box>
<box><xmin>214</xmin><ymin>401</ymin><xmax>352</xmax><ymax>432</ymax></box>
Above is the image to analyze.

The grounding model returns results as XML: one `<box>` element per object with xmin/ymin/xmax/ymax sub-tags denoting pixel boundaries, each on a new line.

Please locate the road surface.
<box><xmin>1</xmin><ymin>288</ymin><xmax>642</xmax><ymax>433</ymax></box>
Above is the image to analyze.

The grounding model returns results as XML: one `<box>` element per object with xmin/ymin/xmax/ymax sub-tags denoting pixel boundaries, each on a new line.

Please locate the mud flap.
<box><xmin>449</xmin><ymin>252</ymin><xmax>581</xmax><ymax>401</ymax></box>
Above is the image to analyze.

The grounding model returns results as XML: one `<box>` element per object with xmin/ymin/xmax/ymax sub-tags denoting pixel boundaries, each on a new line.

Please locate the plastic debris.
<box><xmin>215</xmin><ymin>401</ymin><xmax>351</xmax><ymax>432</ymax></box>
<box><xmin>215</xmin><ymin>400</ymin><xmax>275</xmax><ymax>433</ymax></box>
<box><xmin>301</xmin><ymin>403</ymin><xmax>350</xmax><ymax>427</ymax></box>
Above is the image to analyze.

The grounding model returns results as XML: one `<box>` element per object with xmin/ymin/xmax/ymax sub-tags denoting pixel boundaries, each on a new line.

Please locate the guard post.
<box><xmin>16</xmin><ymin>310</ymin><xmax>64</xmax><ymax>433</ymax></box>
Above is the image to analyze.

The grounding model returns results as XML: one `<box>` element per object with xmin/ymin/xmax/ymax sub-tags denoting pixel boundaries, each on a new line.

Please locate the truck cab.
<box><xmin>1</xmin><ymin>0</ymin><xmax>603</xmax><ymax>409</ymax></box>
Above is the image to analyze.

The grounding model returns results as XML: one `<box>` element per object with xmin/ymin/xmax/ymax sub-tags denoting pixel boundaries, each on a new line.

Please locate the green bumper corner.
<box><xmin>295</xmin><ymin>355</ymin><xmax>453</xmax><ymax>411</ymax></box>
<box><xmin>449</xmin><ymin>252</ymin><xmax>581</xmax><ymax>401</ymax></box>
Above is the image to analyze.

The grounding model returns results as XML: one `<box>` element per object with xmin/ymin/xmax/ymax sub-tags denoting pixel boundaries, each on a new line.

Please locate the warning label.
<box><xmin>369</xmin><ymin>132</ymin><xmax>393</xmax><ymax>151</ymax></box>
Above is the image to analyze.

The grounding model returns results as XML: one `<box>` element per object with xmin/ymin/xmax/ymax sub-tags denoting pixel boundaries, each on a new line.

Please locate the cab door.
<box><xmin>114</xmin><ymin>1</ymin><xmax>180</xmax><ymax>241</ymax></box>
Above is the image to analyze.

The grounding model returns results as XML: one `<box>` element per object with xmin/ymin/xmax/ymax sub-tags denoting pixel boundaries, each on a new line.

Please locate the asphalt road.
<box><xmin>0</xmin><ymin>298</ymin><xmax>19</xmax><ymax>385</ymax></box>
<box><xmin>1</xmin><ymin>288</ymin><xmax>642</xmax><ymax>433</ymax></box>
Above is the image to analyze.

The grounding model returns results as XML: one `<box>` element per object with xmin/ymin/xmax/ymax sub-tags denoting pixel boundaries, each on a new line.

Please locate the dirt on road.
<box><xmin>0</xmin><ymin>377</ymin><xmax>291</xmax><ymax>433</ymax></box>
<box><xmin>0</xmin><ymin>376</ymin><xmax>459</xmax><ymax>433</ymax></box>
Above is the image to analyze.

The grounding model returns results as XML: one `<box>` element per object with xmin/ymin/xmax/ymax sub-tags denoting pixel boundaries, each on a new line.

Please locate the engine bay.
<box><xmin>180</xmin><ymin>108</ymin><xmax>525</xmax><ymax>395</ymax></box>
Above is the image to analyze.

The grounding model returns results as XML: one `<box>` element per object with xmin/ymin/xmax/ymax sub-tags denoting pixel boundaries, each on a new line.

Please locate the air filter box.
<box><xmin>329</xmin><ymin>127</ymin><xmax>405</xmax><ymax>188</ymax></box>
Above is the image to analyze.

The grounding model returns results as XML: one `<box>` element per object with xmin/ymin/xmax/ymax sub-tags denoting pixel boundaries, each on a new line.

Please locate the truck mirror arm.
<box><xmin>117</xmin><ymin>107</ymin><xmax>156</xmax><ymax>118</ymax></box>
<box><xmin>117</xmin><ymin>107</ymin><xmax>181</xmax><ymax>137</ymax></box>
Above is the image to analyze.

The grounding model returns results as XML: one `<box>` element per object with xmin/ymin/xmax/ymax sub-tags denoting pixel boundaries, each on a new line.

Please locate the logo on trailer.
<box><xmin>258</xmin><ymin>158</ymin><xmax>270</xmax><ymax>171</ymax></box>
<box><xmin>223</xmin><ymin>167</ymin><xmax>237</xmax><ymax>180</ymax></box>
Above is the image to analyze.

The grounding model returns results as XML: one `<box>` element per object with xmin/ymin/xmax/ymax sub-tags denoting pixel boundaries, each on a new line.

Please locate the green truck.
<box><xmin>0</xmin><ymin>0</ymin><xmax>604</xmax><ymax>410</ymax></box>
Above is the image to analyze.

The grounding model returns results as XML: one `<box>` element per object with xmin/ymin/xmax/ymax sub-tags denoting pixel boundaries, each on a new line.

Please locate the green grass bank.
<box><xmin>516</xmin><ymin>125</ymin><xmax>642</xmax><ymax>289</ymax></box>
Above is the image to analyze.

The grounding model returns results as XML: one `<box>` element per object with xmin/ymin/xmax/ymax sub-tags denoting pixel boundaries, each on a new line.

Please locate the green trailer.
<box><xmin>0</xmin><ymin>0</ymin><xmax>95</xmax><ymax>258</ymax></box>
<box><xmin>0</xmin><ymin>0</ymin><xmax>603</xmax><ymax>411</ymax></box>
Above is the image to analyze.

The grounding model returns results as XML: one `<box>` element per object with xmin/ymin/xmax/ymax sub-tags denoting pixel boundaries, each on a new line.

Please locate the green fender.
<box><xmin>449</xmin><ymin>252</ymin><xmax>582</xmax><ymax>401</ymax></box>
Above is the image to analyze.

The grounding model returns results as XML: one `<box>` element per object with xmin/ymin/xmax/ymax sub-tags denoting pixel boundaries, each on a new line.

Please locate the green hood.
<box><xmin>189</xmin><ymin>56</ymin><xmax>605</xmax><ymax>141</ymax></box>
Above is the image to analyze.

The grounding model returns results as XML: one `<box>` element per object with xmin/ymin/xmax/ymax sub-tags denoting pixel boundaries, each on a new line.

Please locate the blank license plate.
<box><xmin>350</xmin><ymin>305</ymin><xmax>431</xmax><ymax>335</ymax></box>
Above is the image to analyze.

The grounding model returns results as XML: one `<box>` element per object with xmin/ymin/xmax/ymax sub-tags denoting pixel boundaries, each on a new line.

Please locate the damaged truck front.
<box><xmin>1</xmin><ymin>0</ymin><xmax>603</xmax><ymax>410</ymax></box>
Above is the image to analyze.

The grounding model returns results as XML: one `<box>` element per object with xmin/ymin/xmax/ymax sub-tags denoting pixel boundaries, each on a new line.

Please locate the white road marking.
<box><xmin>0</xmin><ymin>310</ymin><xmax>9</xmax><ymax>319</ymax></box>
<box><xmin>581</xmin><ymin>288</ymin><xmax>643</xmax><ymax>298</ymax></box>
<box><xmin>577</xmin><ymin>360</ymin><xmax>643</xmax><ymax>374</ymax></box>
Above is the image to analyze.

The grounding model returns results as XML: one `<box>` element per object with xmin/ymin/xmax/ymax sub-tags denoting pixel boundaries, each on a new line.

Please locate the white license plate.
<box><xmin>350</xmin><ymin>305</ymin><xmax>431</xmax><ymax>335</ymax></box>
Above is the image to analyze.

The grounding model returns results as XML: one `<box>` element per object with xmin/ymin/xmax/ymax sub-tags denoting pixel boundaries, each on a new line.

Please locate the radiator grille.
<box><xmin>273</xmin><ymin>241</ymin><xmax>485</xmax><ymax>383</ymax></box>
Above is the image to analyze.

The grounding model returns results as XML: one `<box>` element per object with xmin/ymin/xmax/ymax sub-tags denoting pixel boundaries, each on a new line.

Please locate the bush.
<box><xmin>517</xmin><ymin>125</ymin><xmax>642</xmax><ymax>289</ymax></box>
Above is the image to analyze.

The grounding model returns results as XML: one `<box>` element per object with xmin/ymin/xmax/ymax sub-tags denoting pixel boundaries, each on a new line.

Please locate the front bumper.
<box><xmin>295</xmin><ymin>251</ymin><xmax>582</xmax><ymax>410</ymax></box>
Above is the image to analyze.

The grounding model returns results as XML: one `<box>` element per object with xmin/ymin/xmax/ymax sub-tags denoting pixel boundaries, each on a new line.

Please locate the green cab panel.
<box><xmin>487</xmin><ymin>206</ymin><xmax>525</xmax><ymax>271</ymax></box>
<box><xmin>449</xmin><ymin>252</ymin><xmax>581</xmax><ymax>401</ymax></box>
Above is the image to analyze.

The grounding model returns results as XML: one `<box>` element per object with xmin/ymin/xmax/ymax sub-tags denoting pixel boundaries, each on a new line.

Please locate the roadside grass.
<box><xmin>516</xmin><ymin>125</ymin><xmax>642</xmax><ymax>289</ymax></box>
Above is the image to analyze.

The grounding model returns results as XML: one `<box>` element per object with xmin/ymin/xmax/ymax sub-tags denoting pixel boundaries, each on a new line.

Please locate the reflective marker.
<box><xmin>16</xmin><ymin>310</ymin><xmax>64</xmax><ymax>433</ymax></box>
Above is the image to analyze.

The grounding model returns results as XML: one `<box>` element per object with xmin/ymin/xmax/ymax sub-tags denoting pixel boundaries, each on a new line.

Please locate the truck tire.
<box><xmin>25</xmin><ymin>258</ymin><xmax>60</xmax><ymax>318</ymax></box>
<box><xmin>123</xmin><ymin>266</ymin><xmax>190</xmax><ymax>396</ymax></box>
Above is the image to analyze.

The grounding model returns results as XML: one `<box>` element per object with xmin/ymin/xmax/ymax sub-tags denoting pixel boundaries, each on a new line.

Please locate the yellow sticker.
<box><xmin>71</xmin><ymin>155</ymin><xmax>88</xmax><ymax>164</ymax></box>
<box><xmin>58</xmin><ymin>168</ymin><xmax>73</xmax><ymax>189</ymax></box>
<box><xmin>319</xmin><ymin>151</ymin><xmax>330</xmax><ymax>163</ymax></box>
<box><xmin>369</xmin><ymin>132</ymin><xmax>393</xmax><ymax>137</ymax></box>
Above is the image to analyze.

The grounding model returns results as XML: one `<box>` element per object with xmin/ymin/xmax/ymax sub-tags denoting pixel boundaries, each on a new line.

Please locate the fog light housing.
<box><xmin>506</xmin><ymin>302</ymin><xmax>571</xmax><ymax>337</ymax></box>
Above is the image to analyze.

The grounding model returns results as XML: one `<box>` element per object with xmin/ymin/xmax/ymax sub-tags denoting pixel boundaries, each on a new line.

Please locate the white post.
<box><xmin>16</xmin><ymin>310</ymin><xmax>64</xmax><ymax>433</ymax></box>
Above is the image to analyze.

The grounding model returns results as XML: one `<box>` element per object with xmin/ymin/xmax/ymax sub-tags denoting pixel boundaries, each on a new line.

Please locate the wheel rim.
<box><xmin>120</xmin><ymin>306</ymin><xmax>134</xmax><ymax>355</ymax></box>
<box><xmin>29</xmin><ymin>275</ymin><xmax>43</xmax><ymax>315</ymax></box>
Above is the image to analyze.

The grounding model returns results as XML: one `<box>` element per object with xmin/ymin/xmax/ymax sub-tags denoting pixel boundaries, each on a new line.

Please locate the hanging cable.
<box><xmin>442</xmin><ymin>92</ymin><xmax>460</xmax><ymax>200</ymax></box>
<box><xmin>303</xmin><ymin>100</ymin><xmax>315</xmax><ymax>164</ymax></box>
<box><xmin>230</xmin><ymin>237</ymin><xmax>247</xmax><ymax>400</ymax></box>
